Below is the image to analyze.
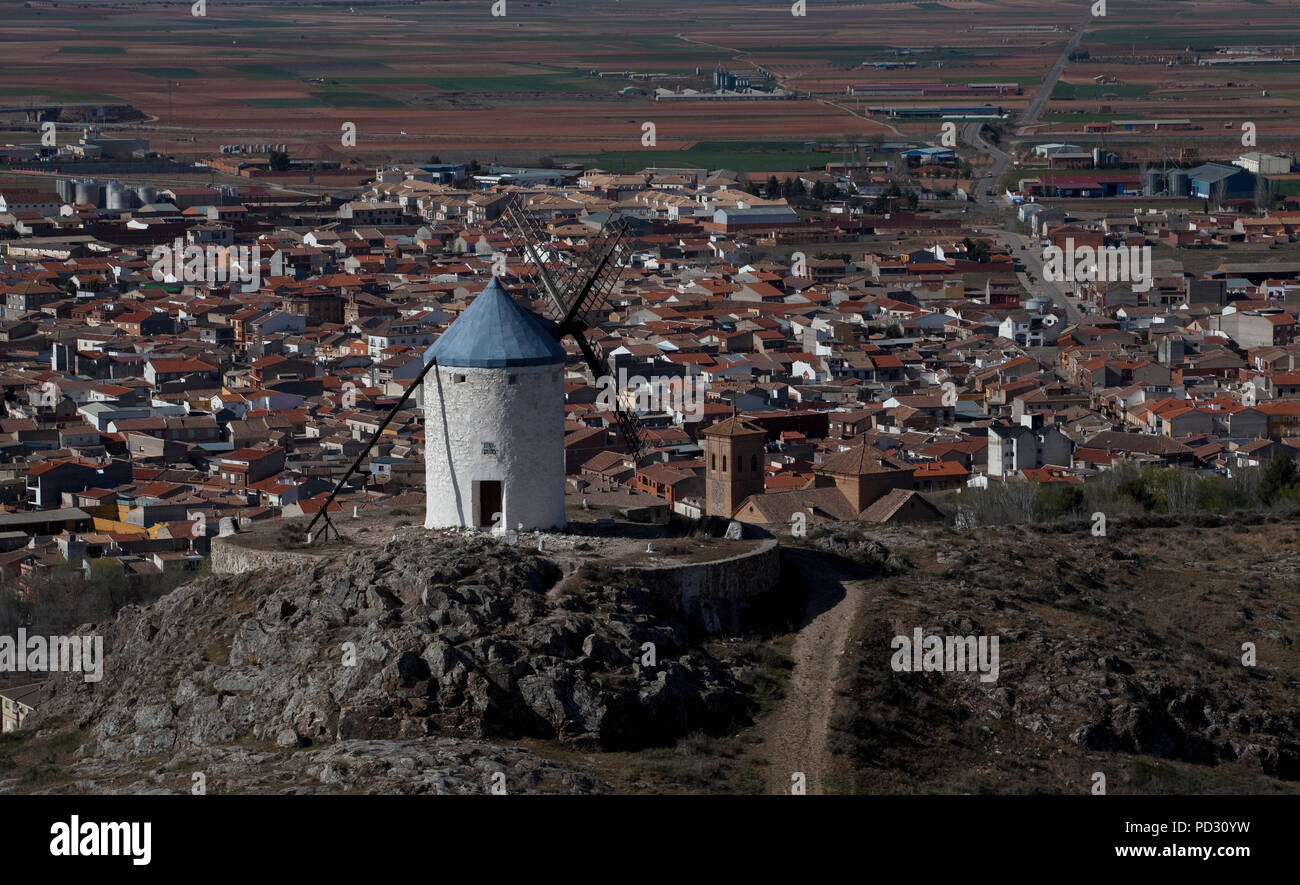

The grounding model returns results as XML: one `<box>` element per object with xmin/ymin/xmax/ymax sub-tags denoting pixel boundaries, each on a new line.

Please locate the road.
<box><xmin>1000</xmin><ymin>228</ymin><xmax>1084</xmax><ymax>323</ymax></box>
<box><xmin>963</xmin><ymin>119</ymin><xmax>1013</xmax><ymax>204</ymax></box>
<box><xmin>964</xmin><ymin>8</ymin><xmax>1091</xmax><ymax>200</ymax></box>
<box><xmin>959</xmin><ymin>9</ymin><xmax>1093</xmax><ymax>325</ymax></box>
<box><xmin>1018</xmin><ymin>10</ymin><xmax>1093</xmax><ymax>134</ymax></box>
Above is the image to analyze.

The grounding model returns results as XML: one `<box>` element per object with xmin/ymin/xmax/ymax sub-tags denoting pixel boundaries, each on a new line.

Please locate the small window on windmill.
<box><xmin>482</xmin><ymin>442</ymin><xmax>497</xmax><ymax>455</ymax></box>
<box><xmin>453</xmin><ymin>373</ymin><xmax>466</xmax><ymax>384</ymax></box>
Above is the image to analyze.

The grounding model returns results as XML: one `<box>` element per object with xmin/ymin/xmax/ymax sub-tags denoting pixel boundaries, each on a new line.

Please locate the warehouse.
<box><xmin>1186</xmin><ymin>163</ymin><xmax>1258</xmax><ymax>200</ymax></box>
<box><xmin>1234</xmin><ymin>152</ymin><xmax>1292</xmax><ymax>175</ymax></box>
<box><xmin>1022</xmin><ymin>173</ymin><xmax>1141</xmax><ymax>199</ymax></box>
<box><xmin>871</xmin><ymin>105</ymin><xmax>1004</xmax><ymax>119</ymax></box>
<box><xmin>709</xmin><ymin>205</ymin><xmax>801</xmax><ymax>232</ymax></box>
<box><xmin>900</xmin><ymin>146</ymin><xmax>956</xmax><ymax>166</ymax></box>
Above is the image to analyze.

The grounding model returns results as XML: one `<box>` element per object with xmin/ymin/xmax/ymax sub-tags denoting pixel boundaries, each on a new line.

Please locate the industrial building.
<box><xmin>871</xmin><ymin>105</ymin><xmax>1004</xmax><ymax>119</ymax></box>
<box><xmin>1186</xmin><ymin>162</ymin><xmax>1259</xmax><ymax>200</ymax></box>
<box><xmin>847</xmin><ymin>82</ymin><xmax>1021</xmax><ymax>97</ymax></box>
<box><xmin>67</xmin><ymin>133</ymin><xmax>149</xmax><ymax>160</ymax></box>
<box><xmin>1022</xmin><ymin>173</ymin><xmax>1142</xmax><ymax>199</ymax></box>
<box><xmin>1234</xmin><ymin>152</ymin><xmax>1292</xmax><ymax>175</ymax></box>
<box><xmin>900</xmin><ymin>146</ymin><xmax>956</xmax><ymax>166</ymax></box>
<box><xmin>714</xmin><ymin>67</ymin><xmax>752</xmax><ymax>91</ymax></box>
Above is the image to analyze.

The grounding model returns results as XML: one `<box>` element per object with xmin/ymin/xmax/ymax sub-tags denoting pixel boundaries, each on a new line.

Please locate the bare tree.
<box><xmin>1211</xmin><ymin>177</ymin><xmax>1228</xmax><ymax>211</ymax></box>
<box><xmin>1165</xmin><ymin>469</ymin><xmax>1198</xmax><ymax>515</ymax></box>
<box><xmin>1004</xmin><ymin>480</ymin><xmax>1040</xmax><ymax>523</ymax></box>
<box><xmin>1254</xmin><ymin>174</ymin><xmax>1274</xmax><ymax>213</ymax></box>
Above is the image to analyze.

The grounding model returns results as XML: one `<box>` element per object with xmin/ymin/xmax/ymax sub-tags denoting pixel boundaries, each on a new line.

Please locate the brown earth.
<box><xmin>14</xmin><ymin>0</ymin><xmax>1296</xmax><ymax>163</ymax></box>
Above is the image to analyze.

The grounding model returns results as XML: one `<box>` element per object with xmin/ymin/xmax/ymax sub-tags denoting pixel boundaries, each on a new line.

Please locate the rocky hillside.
<box><xmin>4</xmin><ymin>536</ymin><xmax>763</xmax><ymax>794</ymax></box>
<box><xmin>7</xmin><ymin>516</ymin><xmax>1300</xmax><ymax>795</ymax></box>
<box><xmin>824</xmin><ymin>516</ymin><xmax>1300</xmax><ymax>793</ymax></box>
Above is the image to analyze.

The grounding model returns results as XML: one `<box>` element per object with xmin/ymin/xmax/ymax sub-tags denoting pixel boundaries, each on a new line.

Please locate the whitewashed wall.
<box><xmin>423</xmin><ymin>362</ymin><xmax>566</xmax><ymax>531</ymax></box>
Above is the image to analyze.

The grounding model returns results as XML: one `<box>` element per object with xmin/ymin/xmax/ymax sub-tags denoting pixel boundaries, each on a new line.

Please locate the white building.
<box><xmin>1234</xmin><ymin>152</ymin><xmax>1291</xmax><ymax>175</ymax></box>
<box><xmin>987</xmin><ymin>417</ymin><xmax>1073</xmax><ymax>478</ymax></box>
<box><xmin>366</xmin><ymin>318</ymin><xmax>435</xmax><ymax>358</ymax></box>
<box><xmin>423</xmin><ymin>278</ymin><xmax>567</xmax><ymax>531</ymax></box>
<box><xmin>997</xmin><ymin>312</ymin><xmax>1060</xmax><ymax>347</ymax></box>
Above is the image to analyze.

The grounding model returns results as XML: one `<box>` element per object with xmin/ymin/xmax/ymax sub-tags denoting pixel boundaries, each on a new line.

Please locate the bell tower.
<box><xmin>700</xmin><ymin>416</ymin><xmax>767</xmax><ymax>518</ymax></box>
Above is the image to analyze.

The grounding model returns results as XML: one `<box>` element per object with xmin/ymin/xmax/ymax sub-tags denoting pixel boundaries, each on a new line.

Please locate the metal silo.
<box><xmin>136</xmin><ymin>184</ymin><xmax>158</xmax><ymax>205</ymax></box>
<box><xmin>56</xmin><ymin>178</ymin><xmax>76</xmax><ymax>201</ymax></box>
<box><xmin>1168</xmin><ymin>169</ymin><xmax>1190</xmax><ymax>197</ymax></box>
<box><xmin>75</xmin><ymin>178</ymin><xmax>99</xmax><ymax>206</ymax></box>
<box><xmin>105</xmin><ymin>180</ymin><xmax>128</xmax><ymax>210</ymax></box>
<box><xmin>1143</xmin><ymin>168</ymin><xmax>1163</xmax><ymax>196</ymax></box>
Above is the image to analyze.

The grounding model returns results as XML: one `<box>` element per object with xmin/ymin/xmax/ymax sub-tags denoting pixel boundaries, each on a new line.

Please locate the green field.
<box><xmin>335</xmin><ymin>73</ymin><xmax>610</xmax><ymax>94</ymax></box>
<box><xmin>130</xmin><ymin>68</ymin><xmax>203</xmax><ymax>80</ymax></box>
<box><xmin>239</xmin><ymin>96</ymin><xmax>328</xmax><ymax>109</ymax></box>
<box><xmin>1087</xmin><ymin>26</ymin><xmax>1300</xmax><ymax>47</ymax></box>
<box><xmin>58</xmin><ymin>46</ymin><xmax>126</xmax><ymax>55</ymax></box>
<box><xmin>1052</xmin><ymin>83</ymin><xmax>1152</xmax><ymax>100</ymax></box>
<box><xmin>226</xmin><ymin>64</ymin><xmax>610</xmax><ymax>96</ymax></box>
<box><xmin>239</xmin><ymin>88</ymin><xmax>407</xmax><ymax>108</ymax></box>
<box><xmin>943</xmin><ymin>76</ymin><xmax>1042</xmax><ymax>87</ymax></box>
<box><xmin>563</xmin><ymin>140</ymin><xmax>895</xmax><ymax>174</ymax></box>
<box><xmin>229</xmin><ymin>64</ymin><xmax>299</xmax><ymax>80</ymax></box>
<box><xmin>311</xmin><ymin>88</ymin><xmax>406</xmax><ymax>108</ymax></box>
<box><xmin>0</xmin><ymin>86</ymin><xmax>124</xmax><ymax>104</ymax></box>
<box><xmin>1039</xmin><ymin>111</ymin><xmax>1129</xmax><ymax>123</ymax></box>
<box><xmin>448</xmin><ymin>74</ymin><xmax>607</xmax><ymax>94</ymax></box>
<box><xmin>0</xmin><ymin>129</ymin><xmax>77</xmax><ymax>145</ymax></box>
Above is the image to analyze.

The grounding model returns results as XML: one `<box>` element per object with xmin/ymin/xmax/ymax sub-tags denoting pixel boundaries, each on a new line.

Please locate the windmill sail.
<box><xmin>500</xmin><ymin>200</ymin><xmax>649</xmax><ymax>465</ymax></box>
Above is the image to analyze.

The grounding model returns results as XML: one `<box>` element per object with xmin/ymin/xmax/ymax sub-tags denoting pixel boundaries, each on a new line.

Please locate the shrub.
<box><xmin>1257</xmin><ymin>456</ymin><xmax>1300</xmax><ymax>506</ymax></box>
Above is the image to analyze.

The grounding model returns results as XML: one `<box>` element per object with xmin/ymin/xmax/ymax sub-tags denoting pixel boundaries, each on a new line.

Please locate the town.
<box><xmin>0</xmin><ymin>125</ymin><xmax>1298</xmax><ymax>635</ymax></box>
<box><xmin>0</xmin><ymin>0</ymin><xmax>1296</xmax><ymax>838</ymax></box>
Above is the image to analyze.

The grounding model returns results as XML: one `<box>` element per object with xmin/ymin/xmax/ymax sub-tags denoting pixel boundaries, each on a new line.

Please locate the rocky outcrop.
<box><xmin>803</xmin><ymin>524</ymin><xmax>913</xmax><ymax>575</ymax></box>
<box><xmin>11</xmin><ymin>737</ymin><xmax>609</xmax><ymax>795</ymax></box>
<box><xmin>25</xmin><ymin>536</ymin><xmax>757</xmax><ymax>792</ymax></box>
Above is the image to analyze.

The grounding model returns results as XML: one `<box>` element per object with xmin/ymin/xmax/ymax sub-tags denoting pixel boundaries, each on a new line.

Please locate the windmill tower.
<box><xmin>303</xmin><ymin>204</ymin><xmax>643</xmax><ymax>542</ymax></box>
<box><xmin>423</xmin><ymin>277</ymin><xmax>567</xmax><ymax>531</ymax></box>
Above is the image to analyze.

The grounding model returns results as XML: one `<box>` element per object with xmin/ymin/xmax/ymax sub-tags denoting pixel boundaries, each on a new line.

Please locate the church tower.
<box><xmin>423</xmin><ymin>278</ymin><xmax>567</xmax><ymax>532</ymax></box>
<box><xmin>700</xmin><ymin>416</ymin><xmax>767</xmax><ymax>518</ymax></box>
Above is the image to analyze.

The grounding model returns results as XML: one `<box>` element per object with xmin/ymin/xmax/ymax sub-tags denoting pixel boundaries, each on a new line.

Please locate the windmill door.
<box><xmin>478</xmin><ymin>480</ymin><xmax>502</xmax><ymax>528</ymax></box>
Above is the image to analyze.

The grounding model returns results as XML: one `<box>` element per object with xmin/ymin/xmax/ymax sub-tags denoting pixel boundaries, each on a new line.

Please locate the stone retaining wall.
<box><xmin>214</xmin><ymin>534</ymin><xmax>783</xmax><ymax>635</ymax></box>
<box><xmin>211</xmin><ymin>536</ymin><xmax>323</xmax><ymax>575</ymax></box>
<box><xmin>624</xmin><ymin>539</ymin><xmax>782</xmax><ymax>634</ymax></box>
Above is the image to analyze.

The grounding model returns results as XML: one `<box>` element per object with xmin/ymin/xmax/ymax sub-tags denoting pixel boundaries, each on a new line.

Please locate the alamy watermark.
<box><xmin>890</xmin><ymin>627</ymin><xmax>999</xmax><ymax>683</ymax></box>
<box><xmin>50</xmin><ymin>816</ymin><xmax>150</xmax><ymax>866</ymax></box>
<box><xmin>0</xmin><ymin>629</ymin><xmax>103</xmax><ymax>682</ymax></box>
<box><xmin>150</xmin><ymin>238</ymin><xmax>262</xmax><ymax>293</ymax></box>
<box><xmin>1043</xmin><ymin>238</ymin><xmax>1152</xmax><ymax>293</ymax></box>
<box><xmin>595</xmin><ymin>370</ymin><xmax>706</xmax><ymax>422</ymax></box>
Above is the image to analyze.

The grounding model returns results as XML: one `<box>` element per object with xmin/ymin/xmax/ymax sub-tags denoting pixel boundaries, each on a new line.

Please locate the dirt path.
<box><xmin>756</xmin><ymin>550</ymin><xmax>868</xmax><ymax>795</ymax></box>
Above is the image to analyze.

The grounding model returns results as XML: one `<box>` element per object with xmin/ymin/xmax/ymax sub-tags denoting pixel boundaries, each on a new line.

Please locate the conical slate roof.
<box><xmin>423</xmin><ymin>277</ymin><xmax>565</xmax><ymax>368</ymax></box>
